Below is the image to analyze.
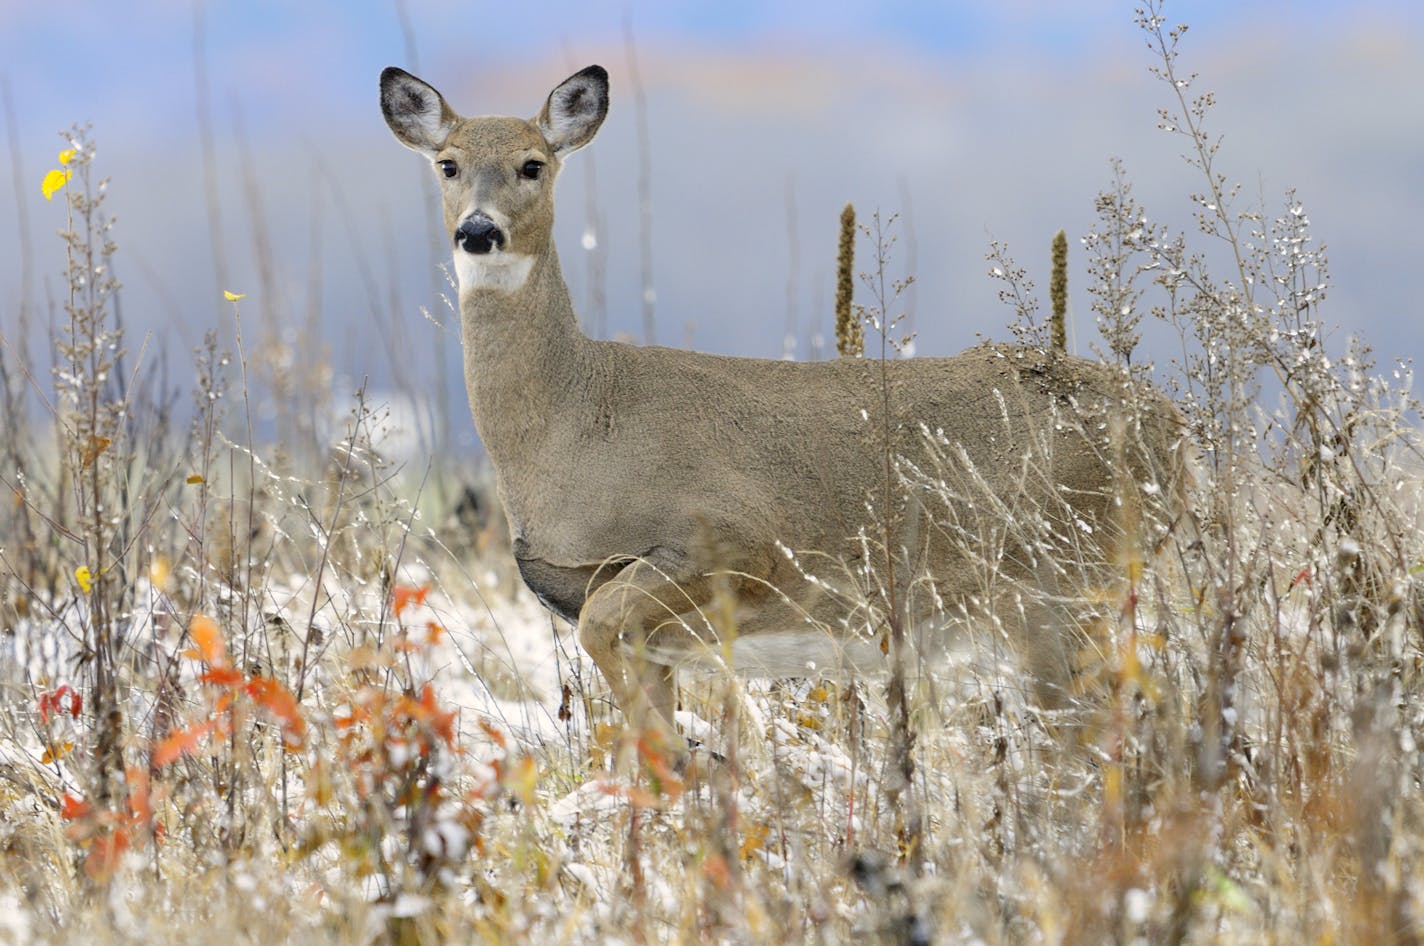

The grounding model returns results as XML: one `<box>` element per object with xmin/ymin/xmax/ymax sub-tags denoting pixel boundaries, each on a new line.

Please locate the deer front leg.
<box><xmin>576</xmin><ymin>558</ymin><xmax>713</xmax><ymax>752</ymax></box>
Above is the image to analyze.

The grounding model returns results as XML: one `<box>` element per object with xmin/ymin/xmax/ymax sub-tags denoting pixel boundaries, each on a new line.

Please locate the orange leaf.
<box><xmin>245</xmin><ymin>677</ymin><xmax>306</xmax><ymax>744</ymax></box>
<box><xmin>703</xmin><ymin>852</ymin><xmax>734</xmax><ymax>891</ymax></box>
<box><xmin>80</xmin><ymin>435</ymin><xmax>111</xmax><ymax>470</ymax></box>
<box><xmin>153</xmin><ymin>720</ymin><xmax>217</xmax><ymax>767</ymax></box>
<box><xmin>188</xmin><ymin>614</ymin><xmax>227</xmax><ymax>666</ymax></box>
<box><xmin>623</xmin><ymin>786</ymin><xmax>663</xmax><ymax>809</ymax></box>
<box><xmin>60</xmin><ymin>793</ymin><xmax>90</xmax><ymax>821</ymax></box>
<box><xmin>199</xmin><ymin>666</ymin><xmax>245</xmax><ymax>688</ymax></box>
<box><xmin>478</xmin><ymin>718</ymin><xmax>508</xmax><ymax>750</ymax></box>
<box><xmin>418</xmin><ymin>684</ymin><xmax>456</xmax><ymax>747</ymax></box>
<box><xmin>392</xmin><ymin>584</ymin><xmax>429</xmax><ymax>618</ymax></box>
<box><xmin>636</xmin><ymin>730</ymin><xmax>686</xmax><ymax>801</ymax></box>
<box><xmin>334</xmin><ymin>705</ymin><xmax>369</xmax><ymax>730</ymax></box>
<box><xmin>84</xmin><ymin>829</ymin><xmax>130</xmax><ymax>881</ymax></box>
<box><xmin>125</xmin><ymin>766</ymin><xmax>152</xmax><ymax>824</ymax></box>
<box><xmin>595</xmin><ymin>781</ymin><xmax>664</xmax><ymax>810</ymax></box>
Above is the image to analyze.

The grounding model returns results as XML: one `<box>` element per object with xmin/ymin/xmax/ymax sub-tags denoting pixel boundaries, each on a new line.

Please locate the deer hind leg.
<box><xmin>1005</xmin><ymin>546</ymin><xmax>1125</xmax><ymax>748</ymax></box>
<box><xmin>576</xmin><ymin>558</ymin><xmax>715</xmax><ymax>750</ymax></box>
<box><xmin>1011</xmin><ymin>591</ymin><xmax>1076</xmax><ymax>708</ymax></box>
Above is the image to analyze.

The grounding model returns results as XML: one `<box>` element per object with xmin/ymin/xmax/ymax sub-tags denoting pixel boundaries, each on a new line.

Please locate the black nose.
<box><xmin>454</xmin><ymin>214</ymin><xmax>506</xmax><ymax>255</ymax></box>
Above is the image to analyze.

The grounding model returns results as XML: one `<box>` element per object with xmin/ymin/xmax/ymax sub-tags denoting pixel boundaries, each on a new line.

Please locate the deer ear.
<box><xmin>537</xmin><ymin>65</ymin><xmax>608</xmax><ymax>156</ymax></box>
<box><xmin>380</xmin><ymin>67</ymin><xmax>457</xmax><ymax>155</ymax></box>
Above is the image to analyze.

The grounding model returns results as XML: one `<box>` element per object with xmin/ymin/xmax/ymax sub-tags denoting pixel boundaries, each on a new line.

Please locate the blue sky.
<box><xmin>8</xmin><ymin>1</ymin><xmax>1420</xmax><ymax>135</ymax></box>
<box><xmin>2</xmin><ymin>1</ymin><xmax>1421</xmax><ymax>454</ymax></box>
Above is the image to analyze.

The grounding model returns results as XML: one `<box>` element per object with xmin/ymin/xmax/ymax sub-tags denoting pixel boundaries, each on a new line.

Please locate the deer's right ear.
<box><xmin>380</xmin><ymin>67</ymin><xmax>457</xmax><ymax>155</ymax></box>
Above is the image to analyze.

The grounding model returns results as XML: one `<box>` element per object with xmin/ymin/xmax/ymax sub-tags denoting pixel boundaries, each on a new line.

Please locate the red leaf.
<box><xmin>38</xmin><ymin>684</ymin><xmax>82</xmax><ymax>724</ymax></box>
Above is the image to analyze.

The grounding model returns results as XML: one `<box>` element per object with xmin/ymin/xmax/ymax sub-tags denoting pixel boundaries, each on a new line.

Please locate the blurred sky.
<box><xmin>2</xmin><ymin>1</ymin><xmax>1421</xmax><ymax>456</ymax></box>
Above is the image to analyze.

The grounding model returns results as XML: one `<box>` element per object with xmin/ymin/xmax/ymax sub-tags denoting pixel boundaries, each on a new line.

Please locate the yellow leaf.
<box><xmin>502</xmin><ymin>755</ymin><xmax>538</xmax><ymax>806</ymax></box>
<box><xmin>41</xmin><ymin>168</ymin><xmax>70</xmax><ymax>200</ymax></box>
<box><xmin>149</xmin><ymin>555</ymin><xmax>172</xmax><ymax>591</ymax></box>
<box><xmin>185</xmin><ymin>474</ymin><xmax>205</xmax><ymax>484</ymax></box>
<box><xmin>222</xmin><ymin>290</ymin><xmax>246</xmax><ymax>302</ymax></box>
<box><xmin>81</xmin><ymin>435</ymin><xmax>111</xmax><ymax>469</ymax></box>
<box><xmin>308</xmin><ymin>761</ymin><xmax>333</xmax><ymax>806</ymax></box>
<box><xmin>796</xmin><ymin>713</ymin><xmax>824</xmax><ymax>730</ymax></box>
<box><xmin>58</xmin><ymin>148</ymin><xmax>76</xmax><ymax>166</ymax></box>
<box><xmin>75</xmin><ymin>566</ymin><xmax>93</xmax><ymax>594</ymax></box>
<box><xmin>739</xmin><ymin>822</ymin><xmax>770</xmax><ymax>860</ymax></box>
<box><xmin>42</xmin><ymin>741</ymin><xmax>74</xmax><ymax>764</ymax></box>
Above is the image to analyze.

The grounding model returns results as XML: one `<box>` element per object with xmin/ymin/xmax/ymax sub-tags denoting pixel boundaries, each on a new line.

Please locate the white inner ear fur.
<box><xmin>542</xmin><ymin>80</ymin><xmax>600</xmax><ymax>154</ymax></box>
<box><xmin>405</xmin><ymin>110</ymin><xmax>452</xmax><ymax>154</ymax></box>
<box><xmin>543</xmin><ymin>109</ymin><xmax>582</xmax><ymax>145</ymax></box>
<box><xmin>387</xmin><ymin>78</ymin><xmax>452</xmax><ymax>153</ymax></box>
<box><xmin>454</xmin><ymin>251</ymin><xmax>535</xmax><ymax>295</ymax></box>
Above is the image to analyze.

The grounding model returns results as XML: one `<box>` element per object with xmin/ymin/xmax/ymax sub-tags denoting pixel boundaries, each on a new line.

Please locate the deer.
<box><xmin>379</xmin><ymin>64</ymin><xmax>1185</xmax><ymax>755</ymax></box>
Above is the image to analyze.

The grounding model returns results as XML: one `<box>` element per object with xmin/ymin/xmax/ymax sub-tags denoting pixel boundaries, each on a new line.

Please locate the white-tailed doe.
<box><xmin>379</xmin><ymin>64</ymin><xmax>1184</xmax><ymax>750</ymax></box>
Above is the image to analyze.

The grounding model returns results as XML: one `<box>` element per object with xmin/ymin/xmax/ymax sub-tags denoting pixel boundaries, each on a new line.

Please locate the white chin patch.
<box><xmin>454</xmin><ymin>251</ymin><xmax>534</xmax><ymax>295</ymax></box>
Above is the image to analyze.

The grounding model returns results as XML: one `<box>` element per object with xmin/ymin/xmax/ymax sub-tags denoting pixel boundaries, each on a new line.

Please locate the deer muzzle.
<box><xmin>454</xmin><ymin>212</ymin><xmax>506</xmax><ymax>255</ymax></box>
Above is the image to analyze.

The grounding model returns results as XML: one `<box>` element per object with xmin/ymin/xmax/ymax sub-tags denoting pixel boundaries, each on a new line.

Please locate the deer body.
<box><xmin>381</xmin><ymin>65</ymin><xmax>1182</xmax><ymax>740</ymax></box>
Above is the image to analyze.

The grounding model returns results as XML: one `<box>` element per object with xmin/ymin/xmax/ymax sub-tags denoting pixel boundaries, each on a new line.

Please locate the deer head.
<box><xmin>379</xmin><ymin>65</ymin><xmax>608</xmax><ymax>295</ymax></box>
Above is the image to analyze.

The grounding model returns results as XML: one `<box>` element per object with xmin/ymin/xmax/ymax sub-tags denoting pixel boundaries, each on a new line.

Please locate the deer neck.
<box><xmin>458</xmin><ymin>245</ymin><xmax>585</xmax><ymax>464</ymax></box>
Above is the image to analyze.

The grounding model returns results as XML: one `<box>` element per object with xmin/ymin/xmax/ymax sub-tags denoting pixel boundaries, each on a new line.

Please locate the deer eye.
<box><xmin>519</xmin><ymin>159</ymin><xmax>544</xmax><ymax>181</ymax></box>
<box><xmin>436</xmin><ymin>159</ymin><xmax>458</xmax><ymax>179</ymax></box>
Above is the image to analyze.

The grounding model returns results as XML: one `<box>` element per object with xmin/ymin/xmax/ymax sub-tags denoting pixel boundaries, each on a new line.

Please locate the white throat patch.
<box><xmin>454</xmin><ymin>250</ymin><xmax>535</xmax><ymax>296</ymax></box>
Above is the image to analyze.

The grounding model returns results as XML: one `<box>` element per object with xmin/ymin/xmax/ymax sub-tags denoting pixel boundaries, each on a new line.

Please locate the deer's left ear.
<box><xmin>537</xmin><ymin>65</ymin><xmax>608</xmax><ymax>156</ymax></box>
<box><xmin>381</xmin><ymin>67</ymin><xmax>458</xmax><ymax>156</ymax></box>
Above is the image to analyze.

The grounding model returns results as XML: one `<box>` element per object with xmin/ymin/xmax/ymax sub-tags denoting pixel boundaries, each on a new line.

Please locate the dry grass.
<box><xmin>4</xmin><ymin>5</ymin><xmax>1424</xmax><ymax>944</ymax></box>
